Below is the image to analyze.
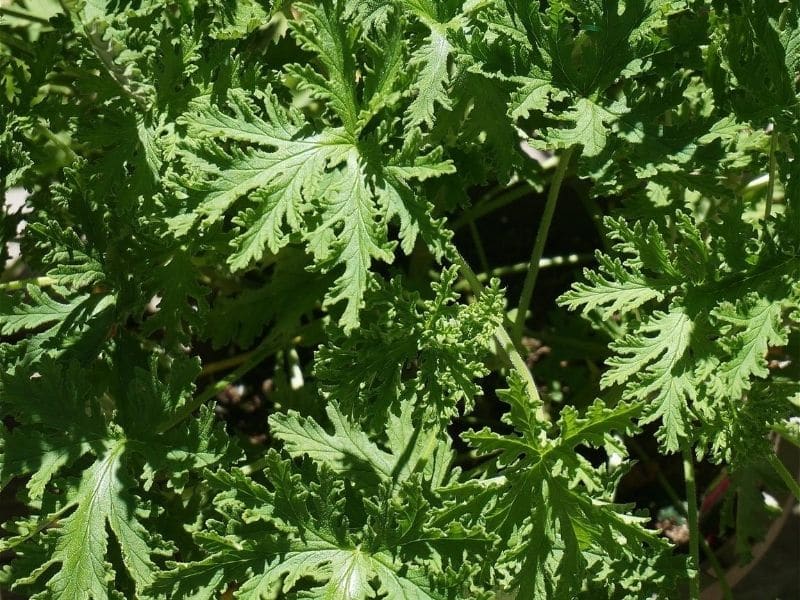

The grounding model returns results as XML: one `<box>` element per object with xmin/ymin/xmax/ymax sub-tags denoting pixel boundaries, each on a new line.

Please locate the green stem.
<box><xmin>454</xmin><ymin>249</ymin><xmax>544</xmax><ymax>415</ymax></box>
<box><xmin>511</xmin><ymin>146</ymin><xmax>576</xmax><ymax>344</ymax></box>
<box><xmin>453</xmin><ymin>183</ymin><xmax>533</xmax><ymax>230</ymax></box>
<box><xmin>576</xmin><ymin>188</ymin><xmax>612</xmax><ymax>252</ymax></box>
<box><xmin>157</xmin><ymin>329</ymin><xmax>289</xmax><ymax>433</ymax></box>
<box><xmin>682</xmin><ymin>440</ymin><xmax>701</xmax><ymax>600</ymax></box>
<box><xmin>629</xmin><ymin>439</ymin><xmax>733</xmax><ymax>600</ymax></box>
<box><xmin>37</xmin><ymin>83</ymin><xmax>74</xmax><ymax>97</ymax></box>
<box><xmin>535</xmin><ymin>329</ymin><xmax>608</xmax><ymax>356</ymax></box>
<box><xmin>0</xmin><ymin>6</ymin><xmax>53</xmax><ymax>25</ymax></box>
<box><xmin>450</xmin><ymin>253</ymin><xmax>593</xmax><ymax>291</ymax></box>
<box><xmin>698</xmin><ymin>535</ymin><xmax>733</xmax><ymax>600</ymax></box>
<box><xmin>766</xmin><ymin>451</ymin><xmax>800</xmax><ymax>502</ymax></box>
<box><xmin>0</xmin><ymin>276</ymin><xmax>57</xmax><ymax>291</ymax></box>
<box><xmin>239</xmin><ymin>456</ymin><xmax>270</xmax><ymax>476</ymax></box>
<box><xmin>763</xmin><ymin>129</ymin><xmax>777</xmax><ymax>239</ymax></box>
<box><xmin>468</xmin><ymin>220</ymin><xmax>491</xmax><ymax>274</ymax></box>
<box><xmin>200</xmin><ymin>350</ymin><xmax>254</xmax><ymax>377</ymax></box>
<box><xmin>36</xmin><ymin>121</ymin><xmax>77</xmax><ymax>161</ymax></box>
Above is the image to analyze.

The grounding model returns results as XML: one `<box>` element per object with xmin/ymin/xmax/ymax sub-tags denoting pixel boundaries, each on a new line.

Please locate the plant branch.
<box><xmin>682</xmin><ymin>440</ymin><xmax>701</xmax><ymax>600</ymax></box>
<box><xmin>512</xmin><ymin>146</ymin><xmax>576</xmax><ymax>345</ymax></box>
<box><xmin>0</xmin><ymin>30</ymin><xmax>35</xmax><ymax>55</ymax></box>
<box><xmin>765</xmin><ymin>450</ymin><xmax>800</xmax><ymax>502</ymax></box>
<box><xmin>468</xmin><ymin>220</ymin><xmax>491</xmax><ymax>274</ymax></box>
<box><xmin>200</xmin><ymin>350</ymin><xmax>255</xmax><ymax>377</ymax></box>
<box><xmin>36</xmin><ymin>120</ymin><xmax>77</xmax><ymax>161</ymax></box>
<box><xmin>0</xmin><ymin>276</ymin><xmax>57</xmax><ymax>291</ymax></box>
<box><xmin>0</xmin><ymin>6</ymin><xmax>53</xmax><ymax>25</ymax></box>
<box><xmin>628</xmin><ymin>439</ymin><xmax>733</xmax><ymax>600</ymax></box>
<box><xmin>239</xmin><ymin>456</ymin><xmax>270</xmax><ymax>476</ymax></box>
<box><xmin>452</xmin><ymin>182</ymin><xmax>534</xmax><ymax>230</ymax></box>
<box><xmin>762</xmin><ymin>128</ymin><xmax>778</xmax><ymax>240</ymax></box>
<box><xmin>450</xmin><ymin>253</ymin><xmax>593</xmax><ymax>291</ymax></box>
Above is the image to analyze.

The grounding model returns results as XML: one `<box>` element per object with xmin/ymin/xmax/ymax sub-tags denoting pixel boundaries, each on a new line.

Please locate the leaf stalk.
<box><xmin>682</xmin><ymin>440</ymin><xmax>701</xmax><ymax>600</ymax></box>
<box><xmin>762</xmin><ymin>128</ymin><xmax>778</xmax><ymax>239</ymax></box>
<box><xmin>0</xmin><ymin>276</ymin><xmax>57</xmax><ymax>291</ymax></box>
<box><xmin>0</xmin><ymin>6</ymin><xmax>53</xmax><ymax>25</ymax></box>
<box><xmin>512</xmin><ymin>146</ymin><xmax>576</xmax><ymax>345</ymax></box>
<box><xmin>765</xmin><ymin>451</ymin><xmax>800</xmax><ymax>503</ymax></box>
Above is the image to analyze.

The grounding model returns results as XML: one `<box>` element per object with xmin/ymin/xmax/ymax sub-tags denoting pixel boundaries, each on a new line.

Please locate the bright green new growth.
<box><xmin>170</xmin><ymin>1</ymin><xmax>455</xmax><ymax>331</ymax></box>
<box><xmin>1</xmin><ymin>0</ymin><xmax>800</xmax><ymax>599</ymax></box>
<box><xmin>560</xmin><ymin>212</ymin><xmax>798</xmax><ymax>454</ymax></box>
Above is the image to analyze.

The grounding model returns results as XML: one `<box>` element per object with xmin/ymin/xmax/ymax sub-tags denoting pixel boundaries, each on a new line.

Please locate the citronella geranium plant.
<box><xmin>1</xmin><ymin>0</ymin><xmax>799</xmax><ymax>598</ymax></box>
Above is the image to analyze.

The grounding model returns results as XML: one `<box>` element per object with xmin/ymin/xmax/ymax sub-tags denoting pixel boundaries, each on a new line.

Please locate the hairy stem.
<box><xmin>452</xmin><ymin>182</ymin><xmax>534</xmax><ymax>230</ymax></box>
<box><xmin>682</xmin><ymin>441</ymin><xmax>701</xmax><ymax>600</ymax></box>
<box><xmin>629</xmin><ymin>439</ymin><xmax>733</xmax><ymax>600</ymax></box>
<box><xmin>0</xmin><ymin>30</ymin><xmax>36</xmax><ymax>55</ymax></box>
<box><xmin>200</xmin><ymin>351</ymin><xmax>255</xmax><ymax>377</ymax></box>
<box><xmin>576</xmin><ymin>187</ymin><xmax>612</xmax><ymax>251</ymax></box>
<box><xmin>0</xmin><ymin>276</ymin><xmax>57</xmax><ymax>291</ymax></box>
<box><xmin>0</xmin><ymin>6</ymin><xmax>53</xmax><ymax>25</ymax></box>
<box><xmin>239</xmin><ymin>455</ymin><xmax>270</xmax><ymax>476</ymax></box>
<box><xmin>450</xmin><ymin>253</ymin><xmax>594</xmax><ymax>291</ymax></box>
<box><xmin>766</xmin><ymin>451</ymin><xmax>800</xmax><ymax>502</ymax></box>
<box><xmin>764</xmin><ymin>130</ymin><xmax>778</xmax><ymax>225</ymax></box>
<box><xmin>512</xmin><ymin>146</ymin><xmax>576</xmax><ymax>345</ymax></box>
<box><xmin>36</xmin><ymin>121</ymin><xmax>78</xmax><ymax>161</ymax></box>
<box><xmin>763</xmin><ymin>129</ymin><xmax>778</xmax><ymax>239</ymax></box>
<box><xmin>469</xmin><ymin>220</ymin><xmax>491</xmax><ymax>274</ymax></box>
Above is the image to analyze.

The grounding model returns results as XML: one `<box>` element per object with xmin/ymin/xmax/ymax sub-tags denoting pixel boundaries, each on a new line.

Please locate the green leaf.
<box><xmin>711</xmin><ymin>296</ymin><xmax>788</xmax><ymax>398</ymax></box>
<box><xmin>559</xmin><ymin>254</ymin><xmax>664</xmax><ymax>319</ymax></box>
<box><xmin>406</xmin><ymin>29</ymin><xmax>453</xmax><ymax>129</ymax></box>
<box><xmin>543</xmin><ymin>98</ymin><xmax>628</xmax><ymax>158</ymax></box>
<box><xmin>606</xmin><ymin>309</ymin><xmax>694</xmax><ymax>452</ymax></box>
<box><xmin>0</xmin><ymin>287</ymin><xmax>93</xmax><ymax>336</ymax></box>
<box><xmin>309</xmin><ymin>150</ymin><xmax>395</xmax><ymax>331</ymax></box>
<box><xmin>46</xmin><ymin>443</ymin><xmax>155</xmax><ymax>600</ymax></box>
<box><xmin>173</xmin><ymin>89</ymin><xmax>351</xmax><ymax>242</ymax></box>
<box><xmin>290</xmin><ymin>1</ymin><xmax>361</xmax><ymax>134</ymax></box>
<box><xmin>461</xmin><ymin>374</ymin><xmax>676</xmax><ymax>598</ymax></box>
<box><xmin>270</xmin><ymin>398</ymin><xmax>452</xmax><ymax>491</ymax></box>
<box><xmin>508</xmin><ymin>72</ymin><xmax>561</xmax><ymax>121</ymax></box>
<box><xmin>270</xmin><ymin>403</ymin><xmax>396</xmax><ymax>486</ymax></box>
<box><xmin>0</xmin><ymin>429</ymin><xmax>90</xmax><ymax>500</ymax></box>
<box><xmin>173</xmin><ymin>82</ymin><xmax>451</xmax><ymax>330</ymax></box>
<box><xmin>210</xmin><ymin>0</ymin><xmax>270</xmax><ymax>40</ymax></box>
<box><xmin>0</xmin><ymin>287</ymin><xmax>116</xmax><ymax>369</ymax></box>
<box><xmin>6</xmin><ymin>1</ymin><xmax>800</xmax><ymax>597</ymax></box>
<box><xmin>28</xmin><ymin>222</ymin><xmax>106</xmax><ymax>290</ymax></box>
<box><xmin>315</xmin><ymin>268</ymin><xmax>503</xmax><ymax>425</ymax></box>
<box><xmin>152</xmin><ymin>453</ymin><xmax>482</xmax><ymax>599</ymax></box>
<box><xmin>0</xmin><ymin>356</ymin><xmax>230</xmax><ymax>597</ymax></box>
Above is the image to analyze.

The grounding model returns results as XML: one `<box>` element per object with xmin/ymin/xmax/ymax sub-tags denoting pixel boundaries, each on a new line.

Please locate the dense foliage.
<box><xmin>1</xmin><ymin>0</ymin><xmax>799</xmax><ymax>598</ymax></box>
